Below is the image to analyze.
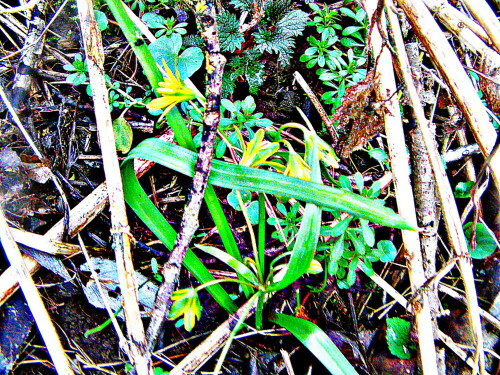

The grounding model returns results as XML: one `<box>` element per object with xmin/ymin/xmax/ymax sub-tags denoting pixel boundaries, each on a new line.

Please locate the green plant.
<box><xmin>217</xmin><ymin>10</ymin><xmax>245</xmax><ymax>53</ymax></box>
<box><xmin>307</xmin><ymin>3</ymin><xmax>341</xmax><ymax>39</ymax></box>
<box><xmin>194</xmin><ymin>96</ymin><xmax>273</xmax><ymax>157</ymax></box>
<box><xmin>454</xmin><ymin>181</ymin><xmax>474</xmax><ymax>198</ymax></box>
<box><xmin>252</xmin><ymin>0</ymin><xmax>308</xmax><ymax>65</ymax></box>
<box><xmin>464</xmin><ymin>222</ymin><xmax>498</xmax><ymax>259</ymax></box>
<box><xmin>63</xmin><ymin>54</ymin><xmax>89</xmax><ymax>86</ymax></box>
<box><xmin>142</xmin><ymin>13</ymin><xmax>188</xmax><ymax>38</ymax></box>
<box><xmin>218</xmin><ymin>0</ymin><xmax>308</xmax><ymax>95</ymax></box>
<box><xmin>224</xmin><ymin>51</ymin><xmax>265</xmax><ymax>95</ymax></box>
<box><xmin>318</xmin><ymin>174</ymin><xmax>398</xmax><ymax>289</ymax></box>
<box><xmin>318</xmin><ymin>48</ymin><xmax>367</xmax><ymax>104</ymax></box>
<box><xmin>123</xmin><ymin>0</ymin><xmax>154</xmax><ymax>12</ymax></box>
<box><xmin>386</xmin><ymin>317</ymin><xmax>416</xmax><ymax>359</ymax></box>
<box><xmin>107</xmin><ymin>2</ymin><xmax>413</xmax><ymax>372</ymax></box>
<box><xmin>301</xmin><ymin>4</ymin><xmax>368</xmax><ymax>108</ymax></box>
<box><xmin>300</xmin><ymin>34</ymin><xmax>342</xmax><ymax>68</ymax></box>
<box><xmin>267</xmin><ymin>201</ymin><xmax>302</xmax><ymax>242</ymax></box>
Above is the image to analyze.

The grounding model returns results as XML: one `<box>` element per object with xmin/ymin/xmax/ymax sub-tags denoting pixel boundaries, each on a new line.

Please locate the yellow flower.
<box><xmin>168</xmin><ymin>288</ymin><xmax>202</xmax><ymax>332</ymax></box>
<box><xmin>284</xmin><ymin>149</ymin><xmax>311</xmax><ymax>181</ymax></box>
<box><xmin>147</xmin><ymin>61</ymin><xmax>197</xmax><ymax>114</ymax></box>
<box><xmin>239</xmin><ymin>129</ymin><xmax>283</xmax><ymax>170</ymax></box>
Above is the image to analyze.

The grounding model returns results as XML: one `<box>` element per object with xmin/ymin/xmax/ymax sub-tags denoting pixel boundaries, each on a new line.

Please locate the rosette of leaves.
<box><xmin>142</xmin><ymin>12</ymin><xmax>188</xmax><ymax>38</ymax></box>
<box><xmin>218</xmin><ymin>0</ymin><xmax>308</xmax><ymax>65</ymax></box>
<box><xmin>252</xmin><ymin>0</ymin><xmax>309</xmax><ymax>65</ymax></box>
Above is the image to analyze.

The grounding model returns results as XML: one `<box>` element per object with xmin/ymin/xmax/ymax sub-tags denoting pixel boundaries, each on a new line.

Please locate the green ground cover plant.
<box><xmin>101</xmin><ymin>0</ymin><xmax>416</xmax><ymax>372</ymax></box>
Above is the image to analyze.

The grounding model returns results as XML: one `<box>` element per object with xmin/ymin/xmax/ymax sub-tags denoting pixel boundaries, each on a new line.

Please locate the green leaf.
<box><xmin>340</xmin><ymin>37</ymin><xmax>364</xmax><ymax>47</ymax></box>
<box><xmin>218</xmin><ymin>10</ymin><xmax>245</xmax><ymax>52</ymax></box>
<box><xmin>342</xmin><ymin>25</ymin><xmax>363</xmax><ymax>36</ymax></box>
<box><xmin>227</xmin><ymin>190</ymin><xmax>252</xmax><ymax>210</ymax></box>
<box><xmin>464</xmin><ymin>222</ymin><xmax>498</xmax><ymax>259</ymax></box>
<box><xmin>454</xmin><ymin>181</ymin><xmax>474</xmax><ymax>198</ymax></box>
<box><xmin>376</xmin><ymin>240</ymin><xmax>397</xmax><ymax>262</ymax></box>
<box><xmin>94</xmin><ymin>10</ymin><xmax>109</xmax><ymax>30</ymax></box>
<box><xmin>267</xmin><ymin>143</ymin><xmax>322</xmax><ymax>291</ymax></box>
<box><xmin>247</xmin><ymin>200</ymin><xmax>260</xmax><ymax>225</ymax></box>
<box><xmin>321</xmin><ymin>217</ymin><xmax>353</xmax><ymax>237</ymax></box>
<box><xmin>276</xmin><ymin>9</ymin><xmax>308</xmax><ymax>37</ymax></box>
<box><xmin>360</xmin><ymin>219</ymin><xmax>375</xmax><ymax>247</ymax></box>
<box><xmin>368</xmin><ymin>148</ymin><xmax>388</xmax><ymax>163</ymax></box>
<box><xmin>149</xmin><ymin>36</ymin><xmax>203</xmax><ymax>80</ymax></box>
<box><xmin>270</xmin><ymin>313</ymin><xmax>359</xmax><ymax>375</ymax></box>
<box><xmin>195</xmin><ymin>244</ymin><xmax>259</xmax><ymax>286</ymax></box>
<box><xmin>122</xmin><ymin>139</ymin><xmax>414</xmax><ymax>230</ymax></box>
<box><xmin>142</xmin><ymin>12</ymin><xmax>166</xmax><ymax>28</ymax></box>
<box><xmin>330</xmin><ymin>235</ymin><xmax>346</xmax><ymax>262</ymax></box>
<box><xmin>386</xmin><ymin>317</ymin><xmax>415</xmax><ymax>359</ymax></box>
<box><xmin>112</xmin><ymin>117</ymin><xmax>133</xmax><ymax>153</ymax></box>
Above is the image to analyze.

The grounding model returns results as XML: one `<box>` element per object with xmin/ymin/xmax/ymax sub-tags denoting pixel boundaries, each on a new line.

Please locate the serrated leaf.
<box><xmin>276</xmin><ymin>9</ymin><xmax>308</xmax><ymax>37</ymax></box>
<box><xmin>218</xmin><ymin>10</ymin><xmax>244</xmax><ymax>52</ymax></box>
<box><xmin>112</xmin><ymin>117</ymin><xmax>133</xmax><ymax>153</ymax></box>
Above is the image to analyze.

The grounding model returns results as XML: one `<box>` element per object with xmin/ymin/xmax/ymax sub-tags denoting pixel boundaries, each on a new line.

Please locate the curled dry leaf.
<box><xmin>331</xmin><ymin>71</ymin><xmax>388</xmax><ymax>158</ymax></box>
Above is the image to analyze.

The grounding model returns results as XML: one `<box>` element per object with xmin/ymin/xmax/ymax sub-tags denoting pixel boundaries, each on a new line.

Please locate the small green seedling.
<box><xmin>63</xmin><ymin>54</ymin><xmax>89</xmax><ymax>86</ymax></box>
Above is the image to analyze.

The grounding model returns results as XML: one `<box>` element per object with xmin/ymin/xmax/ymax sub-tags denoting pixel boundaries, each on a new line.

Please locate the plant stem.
<box><xmin>235</xmin><ymin>190</ymin><xmax>261</xmax><ymax>281</ymax></box>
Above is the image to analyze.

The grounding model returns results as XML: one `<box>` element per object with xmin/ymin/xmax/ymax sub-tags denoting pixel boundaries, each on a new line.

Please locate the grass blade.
<box><xmin>123</xmin><ymin>138</ymin><xmax>414</xmax><ymax>230</ymax></box>
<box><xmin>121</xmin><ymin>161</ymin><xmax>237</xmax><ymax>313</ymax></box>
<box><xmin>270</xmin><ymin>313</ymin><xmax>359</xmax><ymax>375</ymax></box>
<box><xmin>267</xmin><ymin>144</ymin><xmax>322</xmax><ymax>292</ymax></box>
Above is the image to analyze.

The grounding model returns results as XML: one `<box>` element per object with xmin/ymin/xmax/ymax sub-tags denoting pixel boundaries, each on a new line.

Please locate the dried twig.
<box><xmin>398</xmin><ymin>0</ymin><xmax>500</xmax><ymax>192</ymax></box>
<box><xmin>391</xmin><ymin>0</ymin><xmax>486</xmax><ymax>371</ymax></box>
<box><xmin>459</xmin><ymin>0</ymin><xmax>500</xmax><ymax>53</ymax></box>
<box><xmin>365</xmin><ymin>2</ymin><xmax>439</xmax><ymax>374</ymax></box>
<box><xmin>0</xmin><ymin>207</ymin><xmax>74</xmax><ymax>375</ymax></box>
<box><xmin>293</xmin><ymin>71</ymin><xmax>338</xmax><ymax>144</ymax></box>
<box><xmin>75</xmin><ymin>0</ymin><xmax>151</xmax><ymax>372</ymax></box>
<box><xmin>146</xmin><ymin>0</ymin><xmax>226</xmax><ymax>350</ymax></box>
<box><xmin>170</xmin><ymin>296</ymin><xmax>259</xmax><ymax>374</ymax></box>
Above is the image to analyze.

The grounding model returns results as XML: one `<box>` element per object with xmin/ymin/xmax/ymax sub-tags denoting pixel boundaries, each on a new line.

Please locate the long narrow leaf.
<box><xmin>122</xmin><ymin>138</ymin><xmax>414</xmax><ymax>230</ymax></box>
<box><xmin>121</xmin><ymin>161</ymin><xmax>237</xmax><ymax>313</ymax></box>
<box><xmin>267</xmin><ymin>144</ymin><xmax>322</xmax><ymax>292</ymax></box>
<box><xmin>270</xmin><ymin>313</ymin><xmax>359</xmax><ymax>375</ymax></box>
<box><xmin>105</xmin><ymin>0</ymin><xmax>248</xmax><ymax>295</ymax></box>
<box><xmin>195</xmin><ymin>244</ymin><xmax>259</xmax><ymax>286</ymax></box>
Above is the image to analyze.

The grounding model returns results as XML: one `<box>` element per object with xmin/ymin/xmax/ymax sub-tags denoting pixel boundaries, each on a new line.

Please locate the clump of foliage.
<box><xmin>301</xmin><ymin>3</ymin><xmax>368</xmax><ymax>108</ymax></box>
<box><xmin>216</xmin><ymin>0</ymin><xmax>309</xmax><ymax>95</ymax></box>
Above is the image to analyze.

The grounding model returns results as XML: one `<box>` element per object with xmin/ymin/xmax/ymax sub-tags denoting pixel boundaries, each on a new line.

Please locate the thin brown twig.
<box><xmin>75</xmin><ymin>0</ymin><xmax>152</xmax><ymax>372</ymax></box>
<box><xmin>0</xmin><ymin>207</ymin><xmax>74</xmax><ymax>375</ymax></box>
<box><xmin>145</xmin><ymin>0</ymin><xmax>226</xmax><ymax>351</ymax></box>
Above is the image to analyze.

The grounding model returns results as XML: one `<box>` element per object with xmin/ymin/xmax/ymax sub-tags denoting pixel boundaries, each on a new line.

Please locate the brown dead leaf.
<box><xmin>332</xmin><ymin>71</ymin><xmax>387</xmax><ymax>158</ymax></box>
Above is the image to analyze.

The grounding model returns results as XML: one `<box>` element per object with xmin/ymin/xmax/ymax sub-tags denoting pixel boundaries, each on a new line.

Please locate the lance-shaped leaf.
<box><xmin>121</xmin><ymin>138</ymin><xmax>414</xmax><ymax>230</ymax></box>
